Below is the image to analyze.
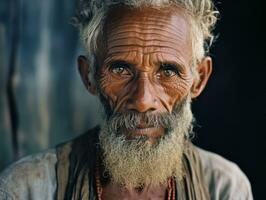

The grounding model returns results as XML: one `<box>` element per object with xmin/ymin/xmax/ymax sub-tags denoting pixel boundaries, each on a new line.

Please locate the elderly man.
<box><xmin>0</xmin><ymin>0</ymin><xmax>253</xmax><ymax>199</ymax></box>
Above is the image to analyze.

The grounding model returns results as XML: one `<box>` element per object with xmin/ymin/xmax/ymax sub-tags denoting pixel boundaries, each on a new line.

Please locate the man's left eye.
<box><xmin>158</xmin><ymin>63</ymin><xmax>180</xmax><ymax>78</ymax></box>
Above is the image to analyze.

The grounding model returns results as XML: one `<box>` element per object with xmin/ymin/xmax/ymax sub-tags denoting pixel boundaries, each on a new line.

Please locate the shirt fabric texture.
<box><xmin>0</xmin><ymin>142</ymin><xmax>253</xmax><ymax>200</ymax></box>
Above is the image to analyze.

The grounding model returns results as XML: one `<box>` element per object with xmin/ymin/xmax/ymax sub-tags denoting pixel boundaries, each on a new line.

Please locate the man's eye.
<box><xmin>112</xmin><ymin>66</ymin><xmax>125</xmax><ymax>74</ymax></box>
<box><xmin>158</xmin><ymin>63</ymin><xmax>180</xmax><ymax>78</ymax></box>
<box><xmin>109</xmin><ymin>61</ymin><xmax>131</xmax><ymax>76</ymax></box>
<box><xmin>163</xmin><ymin>69</ymin><xmax>177</xmax><ymax>77</ymax></box>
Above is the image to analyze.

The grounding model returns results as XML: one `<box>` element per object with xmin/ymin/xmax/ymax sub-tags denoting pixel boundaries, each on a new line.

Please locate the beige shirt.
<box><xmin>0</xmin><ymin>147</ymin><xmax>253</xmax><ymax>200</ymax></box>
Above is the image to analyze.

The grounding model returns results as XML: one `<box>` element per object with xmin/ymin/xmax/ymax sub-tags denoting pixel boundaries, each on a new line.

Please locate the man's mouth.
<box><xmin>130</xmin><ymin>127</ymin><xmax>159</xmax><ymax>135</ymax></box>
<box><xmin>122</xmin><ymin>126</ymin><xmax>165</xmax><ymax>141</ymax></box>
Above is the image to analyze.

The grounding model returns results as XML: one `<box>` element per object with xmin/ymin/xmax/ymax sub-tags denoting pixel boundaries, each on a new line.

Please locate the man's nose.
<box><xmin>126</xmin><ymin>77</ymin><xmax>159</xmax><ymax>113</ymax></box>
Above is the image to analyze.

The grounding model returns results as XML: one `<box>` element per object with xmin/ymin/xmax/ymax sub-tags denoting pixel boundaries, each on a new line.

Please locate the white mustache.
<box><xmin>105</xmin><ymin>97</ymin><xmax>189</xmax><ymax>133</ymax></box>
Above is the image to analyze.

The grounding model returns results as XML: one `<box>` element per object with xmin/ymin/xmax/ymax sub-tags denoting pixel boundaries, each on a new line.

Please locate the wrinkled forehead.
<box><xmin>101</xmin><ymin>6</ymin><xmax>192</xmax><ymax>62</ymax></box>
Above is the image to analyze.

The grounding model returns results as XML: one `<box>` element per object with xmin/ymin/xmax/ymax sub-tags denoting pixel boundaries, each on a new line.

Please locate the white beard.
<box><xmin>99</xmin><ymin>97</ymin><xmax>193</xmax><ymax>188</ymax></box>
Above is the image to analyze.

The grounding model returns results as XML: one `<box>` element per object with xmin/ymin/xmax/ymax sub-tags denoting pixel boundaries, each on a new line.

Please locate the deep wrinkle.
<box><xmin>100</xmin><ymin>7</ymin><xmax>194</xmax><ymax>112</ymax></box>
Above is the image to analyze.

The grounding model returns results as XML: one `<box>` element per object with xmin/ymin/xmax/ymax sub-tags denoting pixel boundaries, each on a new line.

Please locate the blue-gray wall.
<box><xmin>0</xmin><ymin>0</ymin><xmax>101</xmax><ymax>170</ymax></box>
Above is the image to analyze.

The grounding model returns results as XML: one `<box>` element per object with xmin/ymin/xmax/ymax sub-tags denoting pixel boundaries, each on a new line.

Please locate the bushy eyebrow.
<box><xmin>103</xmin><ymin>55</ymin><xmax>186</xmax><ymax>72</ymax></box>
<box><xmin>107</xmin><ymin>60</ymin><xmax>133</xmax><ymax>68</ymax></box>
<box><xmin>158</xmin><ymin>61</ymin><xmax>185</xmax><ymax>71</ymax></box>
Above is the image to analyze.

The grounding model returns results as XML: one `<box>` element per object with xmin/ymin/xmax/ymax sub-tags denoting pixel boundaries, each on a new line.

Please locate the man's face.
<box><xmin>77</xmin><ymin>6</ymin><xmax>212</xmax><ymax>186</ymax></box>
<box><xmin>96</xmin><ymin>6</ymin><xmax>194</xmax><ymax>142</ymax></box>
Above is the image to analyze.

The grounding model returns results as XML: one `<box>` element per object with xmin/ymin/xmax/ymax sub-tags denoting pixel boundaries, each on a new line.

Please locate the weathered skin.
<box><xmin>100</xmin><ymin>7</ymin><xmax>193</xmax><ymax>114</ymax></box>
<box><xmin>78</xmin><ymin>6</ymin><xmax>212</xmax><ymax>200</ymax></box>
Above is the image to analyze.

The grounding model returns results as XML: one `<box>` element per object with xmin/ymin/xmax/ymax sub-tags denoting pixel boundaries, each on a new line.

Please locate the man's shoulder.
<box><xmin>196</xmin><ymin>147</ymin><xmax>253</xmax><ymax>200</ymax></box>
<box><xmin>0</xmin><ymin>149</ymin><xmax>57</xmax><ymax>200</ymax></box>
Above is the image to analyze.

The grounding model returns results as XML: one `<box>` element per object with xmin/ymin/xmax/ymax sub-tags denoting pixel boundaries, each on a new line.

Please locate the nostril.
<box><xmin>127</xmin><ymin>99</ymin><xmax>158</xmax><ymax>113</ymax></box>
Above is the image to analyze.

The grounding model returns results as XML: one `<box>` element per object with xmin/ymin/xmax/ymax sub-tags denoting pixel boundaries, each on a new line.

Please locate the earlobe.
<box><xmin>77</xmin><ymin>55</ymin><xmax>97</xmax><ymax>95</ymax></box>
<box><xmin>191</xmin><ymin>56</ymin><xmax>212</xmax><ymax>98</ymax></box>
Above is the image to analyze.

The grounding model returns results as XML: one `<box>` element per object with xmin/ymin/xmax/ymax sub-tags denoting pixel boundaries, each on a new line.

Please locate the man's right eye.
<box><xmin>109</xmin><ymin>61</ymin><xmax>131</xmax><ymax>76</ymax></box>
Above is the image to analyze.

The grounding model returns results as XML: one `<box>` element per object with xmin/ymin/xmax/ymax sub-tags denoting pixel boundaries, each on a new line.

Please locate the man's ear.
<box><xmin>190</xmin><ymin>56</ymin><xmax>212</xmax><ymax>98</ymax></box>
<box><xmin>77</xmin><ymin>55</ymin><xmax>97</xmax><ymax>95</ymax></box>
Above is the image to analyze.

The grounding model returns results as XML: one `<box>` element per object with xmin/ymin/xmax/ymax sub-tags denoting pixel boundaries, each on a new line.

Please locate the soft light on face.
<box><xmin>98</xmin><ymin>6</ymin><xmax>194</xmax><ymax>113</ymax></box>
<box><xmin>95</xmin><ymin>6</ymin><xmax>195</xmax><ymax>140</ymax></box>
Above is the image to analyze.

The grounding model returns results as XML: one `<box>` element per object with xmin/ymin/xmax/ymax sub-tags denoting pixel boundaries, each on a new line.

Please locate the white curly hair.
<box><xmin>73</xmin><ymin>0</ymin><xmax>219</xmax><ymax>79</ymax></box>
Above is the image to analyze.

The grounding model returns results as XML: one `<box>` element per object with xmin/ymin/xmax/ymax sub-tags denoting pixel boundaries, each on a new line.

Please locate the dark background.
<box><xmin>0</xmin><ymin>0</ymin><xmax>265</xmax><ymax>199</ymax></box>
<box><xmin>193</xmin><ymin>1</ymin><xmax>265</xmax><ymax>199</ymax></box>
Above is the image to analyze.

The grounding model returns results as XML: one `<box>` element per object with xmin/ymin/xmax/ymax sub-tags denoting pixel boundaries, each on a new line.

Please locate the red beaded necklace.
<box><xmin>95</xmin><ymin>159</ymin><xmax>176</xmax><ymax>200</ymax></box>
